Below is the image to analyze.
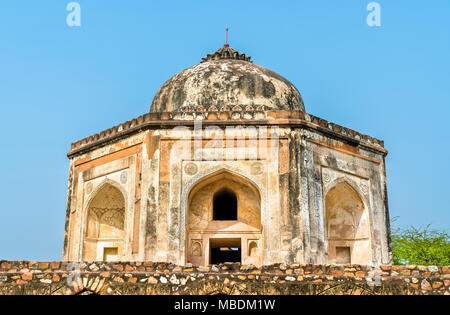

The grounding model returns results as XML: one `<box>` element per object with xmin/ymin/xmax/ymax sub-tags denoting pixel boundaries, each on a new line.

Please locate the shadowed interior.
<box><xmin>209</xmin><ymin>238</ymin><xmax>241</xmax><ymax>264</ymax></box>
<box><xmin>213</xmin><ymin>188</ymin><xmax>238</xmax><ymax>220</ymax></box>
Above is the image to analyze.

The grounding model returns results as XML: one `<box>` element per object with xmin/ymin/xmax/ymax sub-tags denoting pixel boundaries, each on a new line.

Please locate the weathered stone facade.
<box><xmin>0</xmin><ymin>261</ymin><xmax>449</xmax><ymax>295</ymax></box>
<box><xmin>62</xmin><ymin>44</ymin><xmax>392</xmax><ymax>268</ymax></box>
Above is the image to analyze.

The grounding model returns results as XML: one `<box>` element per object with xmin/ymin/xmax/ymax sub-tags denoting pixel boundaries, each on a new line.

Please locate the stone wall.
<box><xmin>0</xmin><ymin>261</ymin><xmax>448</xmax><ymax>295</ymax></box>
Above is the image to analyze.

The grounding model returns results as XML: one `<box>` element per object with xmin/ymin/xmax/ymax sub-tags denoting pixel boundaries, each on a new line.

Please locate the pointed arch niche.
<box><xmin>82</xmin><ymin>183</ymin><xmax>126</xmax><ymax>261</ymax></box>
<box><xmin>186</xmin><ymin>170</ymin><xmax>263</xmax><ymax>267</ymax></box>
<box><xmin>325</xmin><ymin>180</ymin><xmax>371</xmax><ymax>265</ymax></box>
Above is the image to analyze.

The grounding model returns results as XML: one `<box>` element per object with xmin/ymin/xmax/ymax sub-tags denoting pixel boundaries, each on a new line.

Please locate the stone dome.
<box><xmin>150</xmin><ymin>44</ymin><xmax>305</xmax><ymax>113</ymax></box>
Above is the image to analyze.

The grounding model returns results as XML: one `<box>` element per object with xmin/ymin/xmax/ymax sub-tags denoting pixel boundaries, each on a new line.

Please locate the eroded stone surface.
<box><xmin>151</xmin><ymin>59</ymin><xmax>305</xmax><ymax>113</ymax></box>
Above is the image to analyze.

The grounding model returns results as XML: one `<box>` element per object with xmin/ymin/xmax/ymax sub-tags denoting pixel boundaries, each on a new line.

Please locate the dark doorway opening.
<box><xmin>210</xmin><ymin>238</ymin><xmax>241</xmax><ymax>264</ymax></box>
<box><xmin>213</xmin><ymin>188</ymin><xmax>237</xmax><ymax>220</ymax></box>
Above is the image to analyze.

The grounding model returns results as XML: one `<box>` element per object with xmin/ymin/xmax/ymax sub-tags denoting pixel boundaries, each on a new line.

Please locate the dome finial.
<box><xmin>201</xmin><ymin>29</ymin><xmax>252</xmax><ymax>63</ymax></box>
<box><xmin>225</xmin><ymin>27</ymin><xmax>229</xmax><ymax>46</ymax></box>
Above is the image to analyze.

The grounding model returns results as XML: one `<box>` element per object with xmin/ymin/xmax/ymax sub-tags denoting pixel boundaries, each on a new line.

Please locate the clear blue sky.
<box><xmin>0</xmin><ymin>1</ymin><xmax>449</xmax><ymax>260</ymax></box>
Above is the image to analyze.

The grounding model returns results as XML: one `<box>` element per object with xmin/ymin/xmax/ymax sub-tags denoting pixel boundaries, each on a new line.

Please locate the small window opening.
<box><xmin>213</xmin><ymin>188</ymin><xmax>237</xmax><ymax>220</ymax></box>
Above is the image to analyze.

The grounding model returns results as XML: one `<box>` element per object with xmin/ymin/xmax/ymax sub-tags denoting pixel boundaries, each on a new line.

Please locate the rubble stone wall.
<box><xmin>0</xmin><ymin>261</ymin><xmax>448</xmax><ymax>295</ymax></box>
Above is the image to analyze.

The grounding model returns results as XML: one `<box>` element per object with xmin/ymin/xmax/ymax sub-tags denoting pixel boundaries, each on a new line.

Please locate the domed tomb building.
<box><xmin>63</xmin><ymin>44</ymin><xmax>392</xmax><ymax>266</ymax></box>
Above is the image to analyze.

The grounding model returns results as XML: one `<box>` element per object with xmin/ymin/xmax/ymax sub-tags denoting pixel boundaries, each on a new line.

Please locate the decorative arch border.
<box><xmin>178</xmin><ymin>165</ymin><xmax>268</xmax><ymax>264</ymax></box>
<box><xmin>323</xmin><ymin>176</ymin><xmax>370</xmax><ymax>209</ymax></box>
<box><xmin>69</xmin><ymin>276</ymin><xmax>116</xmax><ymax>295</ymax></box>
<box><xmin>79</xmin><ymin>178</ymin><xmax>128</xmax><ymax>261</ymax></box>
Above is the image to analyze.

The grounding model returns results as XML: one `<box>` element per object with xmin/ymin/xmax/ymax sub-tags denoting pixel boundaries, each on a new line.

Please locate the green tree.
<box><xmin>391</xmin><ymin>224</ymin><xmax>450</xmax><ymax>266</ymax></box>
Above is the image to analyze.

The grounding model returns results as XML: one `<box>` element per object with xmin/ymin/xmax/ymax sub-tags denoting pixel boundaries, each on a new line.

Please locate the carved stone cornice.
<box><xmin>67</xmin><ymin>109</ymin><xmax>387</xmax><ymax>158</ymax></box>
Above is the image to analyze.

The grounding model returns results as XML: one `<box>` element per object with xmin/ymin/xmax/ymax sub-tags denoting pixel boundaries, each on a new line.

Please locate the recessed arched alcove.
<box><xmin>325</xmin><ymin>180</ymin><xmax>371</xmax><ymax>265</ymax></box>
<box><xmin>186</xmin><ymin>170</ymin><xmax>262</xmax><ymax>267</ymax></box>
<box><xmin>82</xmin><ymin>183</ymin><xmax>125</xmax><ymax>261</ymax></box>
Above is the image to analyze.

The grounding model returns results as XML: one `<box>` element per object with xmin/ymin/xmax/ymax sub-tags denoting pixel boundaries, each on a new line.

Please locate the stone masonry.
<box><xmin>0</xmin><ymin>261</ymin><xmax>448</xmax><ymax>295</ymax></box>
